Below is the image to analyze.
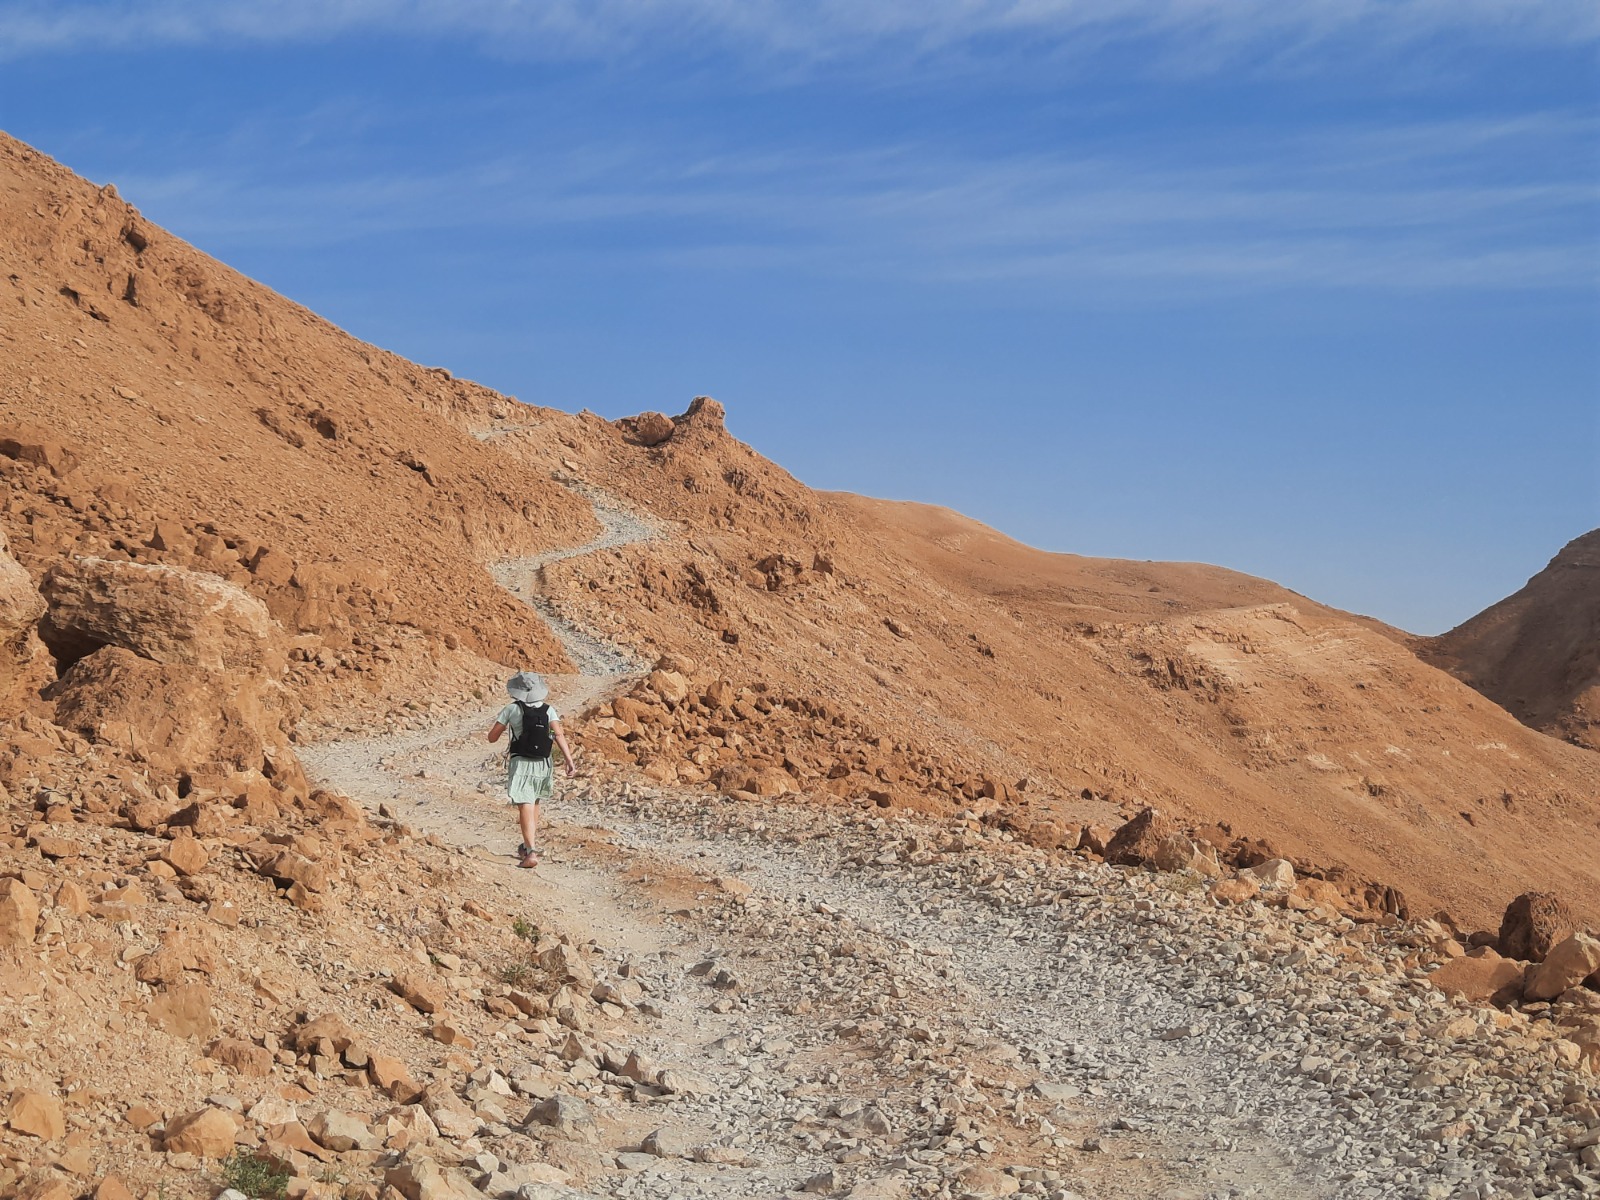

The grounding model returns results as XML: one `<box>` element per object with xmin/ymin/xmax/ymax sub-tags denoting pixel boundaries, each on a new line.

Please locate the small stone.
<box><xmin>0</xmin><ymin>879</ymin><xmax>40</xmax><ymax>946</ymax></box>
<box><xmin>955</xmin><ymin>1164</ymin><xmax>1021</xmax><ymax>1197</ymax></box>
<box><xmin>206</xmin><ymin>1038</ymin><xmax>274</xmax><ymax>1077</ymax></box>
<box><xmin>309</xmin><ymin>1109</ymin><xmax>377</xmax><ymax>1152</ymax></box>
<box><xmin>803</xmin><ymin>1168</ymin><xmax>840</xmax><ymax>1194</ymax></box>
<box><xmin>124</xmin><ymin>1104</ymin><xmax>162</xmax><ymax>1130</ymax></box>
<box><xmin>368</xmin><ymin>1053</ymin><xmax>421</xmax><ymax>1102</ymax></box>
<box><xmin>523</xmin><ymin>1094</ymin><xmax>593</xmax><ymax>1138</ymax></box>
<box><xmin>1211</xmin><ymin>878</ymin><xmax>1260</xmax><ymax>905</ymax></box>
<box><xmin>163</xmin><ymin>837</ymin><xmax>209</xmax><ymax>876</ymax></box>
<box><xmin>641</xmin><ymin>1126</ymin><xmax>695</xmax><ymax>1158</ymax></box>
<box><xmin>390</xmin><ymin>969</ymin><xmax>448</xmax><ymax>1015</ymax></box>
<box><xmin>163</xmin><ymin>1107</ymin><xmax>239</xmax><ymax>1157</ymax></box>
<box><xmin>537</xmin><ymin>943</ymin><xmax>595</xmax><ymax>990</ymax></box>
<box><xmin>146</xmin><ymin>983</ymin><xmax>214</xmax><ymax>1040</ymax></box>
<box><xmin>54</xmin><ymin>880</ymin><xmax>90</xmax><ymax>915</ymax></box>
<box><xmin>429</xmin><ymin>1022</ymin><xmax>473</xmax><ymax>1048</ymax></box>
<box><xmin>1238</xmin><ymin>858</ymin><xmax>1295</xmax><ymax>890</ymax></box>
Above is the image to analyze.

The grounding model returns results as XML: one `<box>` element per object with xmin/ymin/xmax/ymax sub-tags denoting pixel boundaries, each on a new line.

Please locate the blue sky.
<box><xmin>2</xmin><ymin>1</ymin><xmax>1596</xmax><ymax>633</ymax></box>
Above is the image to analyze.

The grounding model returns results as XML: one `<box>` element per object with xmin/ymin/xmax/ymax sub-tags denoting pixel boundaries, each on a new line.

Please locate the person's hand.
<box><xmin>564</xmin><ymin>762</ymin><xmax>577</xmax><ymax>778</ymax></box>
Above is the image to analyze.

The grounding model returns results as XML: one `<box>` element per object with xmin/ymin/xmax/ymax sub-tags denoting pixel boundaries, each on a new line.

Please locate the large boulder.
<box><xmin>621</xmin><ymin>412</ymin><xmax>676</xmax><ymax>447</ymax></box>
<box><xmin>1104</xmin><ymin>808</ymin><xmax>1194</xmax><ymax>871</ymax></box>
<box><xmin>0</xmin><ymin>531</ymin><xmax>48</xmax><ymax>704</ymax></box>
<box><xmin>1499</xmin><ymin>892</ymin><xmax>1577</xmax><ymax>963</ymax></box>
<box><xmin>6</xmin><ymin>1090</ymin><xmax>64</xmax><ymax>1140</ymax></box>
<box><xmin>36</xmin><ymin>544</ymin><xmax>296</xmax><ymax>784</ymax></box>
<box><xmin>1524</xmin><ymin>932</ymin><xmax>1600</xmax><ymax>1001</ymax></box>
<box><xmin>0</xmin><ymin>428</ymin><xmax>79</xmax><ymax>478</ymax></box>
<box><xmin>40</xmin><ymin>557</ymin><xmax>284</xmax><ymax>674</ymax></box>
<box><xmin>49</xmin><ymin>645</ymin><xmax>292</xmax><ymax>780</ymax></box>
<box><xmin>1428</xmin><ymin>948</ymin><xmax>1527</xmax><ymax>1007</ymax></box>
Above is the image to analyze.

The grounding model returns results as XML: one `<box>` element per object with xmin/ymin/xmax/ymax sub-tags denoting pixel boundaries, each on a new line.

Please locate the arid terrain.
<box><xmin>1</xmin><ymin>131</ymin><xmax>1598</xmax><ymax>1200</ymax></box>
<box><xmin>1425</xmin><ymin>531</ymin><xmax>1600</xmax><ymax>752</ymax></box>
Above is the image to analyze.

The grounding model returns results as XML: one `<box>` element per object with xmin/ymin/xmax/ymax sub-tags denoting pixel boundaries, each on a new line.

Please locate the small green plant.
<box><xmin>511</xmin><ymin>916</ymin><xmax>539</xmax><ymax>942</ymax></box>
<box><xmin>498</xmin><ymin>960</ymin><xmax>532</xmax><ymax>986</ymax></box>
<box><xmin>222</xmin><ymin>1150</ymin><xmax>291</xmax><ymax>1200</ymax></box>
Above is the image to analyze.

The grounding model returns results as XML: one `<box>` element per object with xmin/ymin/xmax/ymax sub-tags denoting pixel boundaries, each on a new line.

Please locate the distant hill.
<box><xmin>1425</xmin><ymin>530</ymin><xmax>1600</xmax><ymax>751</ymax></box>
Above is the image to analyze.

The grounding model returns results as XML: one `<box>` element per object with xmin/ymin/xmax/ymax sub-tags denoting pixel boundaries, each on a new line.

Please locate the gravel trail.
<box><xmin>491</xmin><ymin>479</ymin><xmax>662</xmax><ymax>684</ymax></box>
<box><xmin>301</xmin><ymin>483</ymin><xmax>1600</xmax><ymax>1200</ymax></box>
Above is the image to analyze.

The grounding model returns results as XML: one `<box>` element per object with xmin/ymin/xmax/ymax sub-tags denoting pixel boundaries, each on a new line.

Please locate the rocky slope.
<box><xmin>1426</xmin><ymin>530</ymin><xmax>1600</xmax><ymax>751</ymax></box>
<box><xmin>485</xmin><ymin>416</ymin><xmax>1600</xmax><ymax>931</ymax></box>
<box><xmin>0</xmin><ymin>131</ymin><xmax>1599</xmax><ymax>1199</ymax></box>
<box><xmin>5</xmin><ymin>130</ymin><xmax>1599</xmax><ymax>930</ymax></box>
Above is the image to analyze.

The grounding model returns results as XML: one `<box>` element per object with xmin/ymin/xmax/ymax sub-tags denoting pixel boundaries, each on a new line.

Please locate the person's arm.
<box><xmin>487</xmin><ymin>722</ymin><xmax>507</xmax><ymax>743</ymax></box>
<box><xmin>551</xmin><ymin>720</ymin><xmax>576</xmax><ymax>776</ymax></box>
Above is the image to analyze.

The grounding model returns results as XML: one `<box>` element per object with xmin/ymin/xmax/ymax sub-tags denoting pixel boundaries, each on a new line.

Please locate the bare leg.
<box><xmin>517</xmin><ymin>802</ymin><xmax>540</xmax><ymax>865</ymax></box>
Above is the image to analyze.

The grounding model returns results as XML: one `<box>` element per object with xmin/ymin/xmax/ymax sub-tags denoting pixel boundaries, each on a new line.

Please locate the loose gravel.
<box><xmin>301</xmin><ymin>481</ymin><xmax>1600</xmax><ymax>1200</ymax></box>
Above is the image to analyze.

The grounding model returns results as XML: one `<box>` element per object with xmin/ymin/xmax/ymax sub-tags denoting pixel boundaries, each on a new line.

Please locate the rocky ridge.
<box><xmin>1426</xmin><ymin>531</ymin><xmax>1600</xmax><ymax>751</ymax></box>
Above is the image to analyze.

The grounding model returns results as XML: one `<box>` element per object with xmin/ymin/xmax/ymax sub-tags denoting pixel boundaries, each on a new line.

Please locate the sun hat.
<box><xmin>506</xmin><ymin>671</ymin><xmax>548</xmax><ymax>703</ymax></box>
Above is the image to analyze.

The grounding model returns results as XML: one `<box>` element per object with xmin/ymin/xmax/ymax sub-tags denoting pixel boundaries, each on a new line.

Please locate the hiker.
<box><xmin>487</xmin><ymin>671</ymin><xmax>575</xmax><ymax>868</ymax></box>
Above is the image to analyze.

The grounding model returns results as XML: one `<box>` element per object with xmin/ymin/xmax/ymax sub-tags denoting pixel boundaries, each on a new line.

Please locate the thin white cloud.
<box><xmin>1</xmin><ymin>0</ymin><xmax>1595</xmax><ymax>66</ymax></box>
<box><xmin>113</xmin><ymin>113</ymin><xmax>1599</xmax><ymax>295</ymax></box>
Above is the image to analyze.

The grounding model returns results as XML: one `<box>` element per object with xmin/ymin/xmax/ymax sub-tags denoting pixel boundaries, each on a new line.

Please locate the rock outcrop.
<box><xmin>1104</xmin><ymin>808</ymin><xmax>1194</xmax><ymax>872</ymax></box>
<box><xmin>1524</xmin><ymin>932</ymin><xmax>1600</xmax><ymax>1001</ymax></box>
<box><xmin>0</xmin><ymin>531</ymin><xmax>48</xmax><ymax>707</ymax></box>
<box><xmin>1499</xmin><ymin>892</ymin><xmax>1577</xmax><ymax>964</ymax></box>
<box><xmin>40</xmin><ymin>557</ymin><xmax>284</xmax><ymax>675</ymax></box>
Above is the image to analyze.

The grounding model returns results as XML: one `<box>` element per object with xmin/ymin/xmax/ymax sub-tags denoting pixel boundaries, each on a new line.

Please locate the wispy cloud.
<box><xmin>116</xmin><ymin>111</ymin><xmax>1599</xmax><ymax>296</ymax></box>
<box><xmin>2</xmin><ymin>0</ymin><xmax>1596</xmax><ymax>68</ymax></box>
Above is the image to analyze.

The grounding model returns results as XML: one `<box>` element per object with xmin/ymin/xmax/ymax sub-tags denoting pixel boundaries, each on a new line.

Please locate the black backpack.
<box><xmin>508</xmin><ymin>702</ymin><xmax>553</xmax><ymax>759</ymax></box>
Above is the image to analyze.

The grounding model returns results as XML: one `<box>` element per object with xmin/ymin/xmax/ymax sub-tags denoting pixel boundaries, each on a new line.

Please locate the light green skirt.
<box><xmin>507</xmin><ymin>755</ymin><xmax>553</xmax><ymax>805</ymax></box>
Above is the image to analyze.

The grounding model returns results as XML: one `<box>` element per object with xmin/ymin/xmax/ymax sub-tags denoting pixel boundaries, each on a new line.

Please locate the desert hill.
<box><xmin>0</xmin><ymin>131</ymin><xmax>591</xmax><ymax>696</ymax></box>
<box><xmin>2</xmin><ymin>129</ymin><xmax>1598</xmax><ymax>936</ymax></box>
<box><xmin>3</xmin><ymin>128</ymin><xmax>1600</xmax><ymax>1200</ymax></box>
<box><xmin>1426</xmin><ymin>530</ymin><xmax>1600</xmax><ymax>751</ymax></box>
<box><xmin>831</xmin><ymin>494</ymin><xmax>1405</xmax><ymax>626</ymax></box>
<box><xmin>468</xmin><ymin>403</ymin><xmax>1600</xmax><ymax>933</ymax></box>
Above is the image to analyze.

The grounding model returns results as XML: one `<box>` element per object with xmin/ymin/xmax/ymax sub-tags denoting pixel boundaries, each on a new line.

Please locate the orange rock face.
<box><xmin>0</xmin><ymin>531</ymin><xmax>48</xmax><ymax>707</ymax></box>
<box><xmin>1</xmin><ymin>128</ymin><xmax>1598</xmax><ymax>944</ymax></box>
<box><xmin>40</xmin><ymin>557</ymin><xmax>284</xmax><ymax>674</ymax></box>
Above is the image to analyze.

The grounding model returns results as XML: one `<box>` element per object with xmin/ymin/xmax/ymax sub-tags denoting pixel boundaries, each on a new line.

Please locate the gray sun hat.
<box><xmin>506</xmin><ymin>671</ymin><xmax>548</xmax><ymax>704</ymax></box>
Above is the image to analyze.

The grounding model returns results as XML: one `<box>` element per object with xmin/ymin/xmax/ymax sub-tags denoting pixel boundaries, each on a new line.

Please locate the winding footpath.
<box><xmin>302</xmin><ymin>484</ymin><xmax>1600</xmax><ymax>1200</ymax></box>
